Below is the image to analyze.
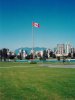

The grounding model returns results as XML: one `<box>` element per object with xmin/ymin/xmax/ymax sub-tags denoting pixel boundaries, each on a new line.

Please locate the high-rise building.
<box><xmin>71</xmin><ymin>48</ymin><xmax>75</xmax><ymax>53</ymax></box>
<box><xmin>56</xmin><ymin>43</ymin><xmax>72</xmax><ymax>56</ymax></box>
<box><xmin>65</xmin><ymin>44</ymin><xmax>72</xmax><ymax>55</ymax></box>
<box><xmin>57</xmin><ymin>44</ymin><xmax>65</xmax><ymax>55</ymax></box>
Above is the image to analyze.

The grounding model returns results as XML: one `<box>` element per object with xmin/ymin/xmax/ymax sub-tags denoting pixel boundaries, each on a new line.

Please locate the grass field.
<box><xmin>0</xmin><ymin>62</ymin><xmax>75</xmax><ymax>100</ymax></box>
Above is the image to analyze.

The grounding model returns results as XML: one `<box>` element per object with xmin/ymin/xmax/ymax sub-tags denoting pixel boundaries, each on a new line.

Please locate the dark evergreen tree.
<box><xmin>50</xmin><ymin>51</ymin><xmax>53</xmax><ymax>57</ymax></box>
<box><xmin>57</xmin><ymin>56</ymin><xmax>60</xmax><ymax>61</ymax></box>
<box><xmin>73</xmin><ymin>53</ymin><xmax>75</xmax><ymax>58</ymax></box>
<box><xmin>43</xmin><ymin>50</ymin><xmax>48</xmax><ymax>60</ymax></box>
<box><xmin>2</xmin><ymin>48</ymin><xmax>7</xmax><ymax>61</ymax></box>
<box><xmin>68</xmin><ymin>53</ymin><xmax>71</xmax><ymax>57</ymax></box>
<box><xmin>0</xmin><ymin>49</ymin><xmax>2</xmax><ymax>61</ymax></box>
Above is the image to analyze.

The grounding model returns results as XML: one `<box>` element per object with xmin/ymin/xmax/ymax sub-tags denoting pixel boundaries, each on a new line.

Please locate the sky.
<box><xmin>0</xmin><ymin>0</ymin><xmax>75</xmax><ymax>50</ymax></box>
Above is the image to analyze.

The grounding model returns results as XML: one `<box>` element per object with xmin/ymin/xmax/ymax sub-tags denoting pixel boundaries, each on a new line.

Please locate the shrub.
<box><xmin>30</xmin><ymin>61</ymin><xmax>37</xmax><ymax>64</ymax></box>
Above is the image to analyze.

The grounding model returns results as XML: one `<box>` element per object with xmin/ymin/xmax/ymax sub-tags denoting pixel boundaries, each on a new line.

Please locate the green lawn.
<box><xmin>0</xmin><ymin>62</ymin><xmax>75</xmax><ymax>100</ymax></box>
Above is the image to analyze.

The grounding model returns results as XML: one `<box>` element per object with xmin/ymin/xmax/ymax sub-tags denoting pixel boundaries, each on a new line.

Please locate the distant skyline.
<box><xmin>0</xmin><ymin>0</ymin><xmax>75</xmax><ymax>50</ymax></box>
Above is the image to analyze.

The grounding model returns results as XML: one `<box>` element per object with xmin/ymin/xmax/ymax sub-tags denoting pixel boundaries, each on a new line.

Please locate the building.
<box><xmin>55</xmin><ymin>43</ymin><xmax>73</xmax><ymax>56</ymax></box>
<box><xmin>56</xmin><ymin>44</ymin><xmax>65</xmax><ymax>56</ymax></box>
<box><xmin>71</xmin><ymin>48</ymin><xmax>75</xmax><ymax>53</ymax></box>
<box><xmin>65</xmin><ymin>44</ymin><xmax>72</xmax><ymax>55</ymax></box>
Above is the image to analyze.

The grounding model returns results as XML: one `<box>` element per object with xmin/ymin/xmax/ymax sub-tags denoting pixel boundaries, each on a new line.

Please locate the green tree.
<box><xmin>2</xmin><ymin>48</ymin><xmax>7</xmax><ymax>61</ymax></box>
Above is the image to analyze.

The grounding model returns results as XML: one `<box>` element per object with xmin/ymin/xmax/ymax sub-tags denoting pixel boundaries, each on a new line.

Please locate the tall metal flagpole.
<box><xmin>32</xmin><ymin>22</ymin><xmax>34</xmax><ymax>59</ymax></box>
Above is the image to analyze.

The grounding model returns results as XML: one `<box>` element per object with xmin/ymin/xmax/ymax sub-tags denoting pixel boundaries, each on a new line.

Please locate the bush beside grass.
<box><xmin>29</xmin><ymin>61</ymin><xmax>37</xmax><ymax>64</ymax></box>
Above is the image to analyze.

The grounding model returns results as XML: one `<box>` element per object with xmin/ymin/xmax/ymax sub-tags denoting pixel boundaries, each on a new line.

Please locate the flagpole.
<box><xmin>32</xmin><ymin>22</ymin><xmax>40</xmax><ymax>59</ymax></box>
<box><xmin>32</xmin><ymin>22</ymin><xmax>34</xmax><ymax>59</ymax></box>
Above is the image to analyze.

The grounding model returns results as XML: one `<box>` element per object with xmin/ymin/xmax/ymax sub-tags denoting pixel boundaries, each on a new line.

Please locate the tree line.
<box><xmin>0</xmin><ymin>48</ymin><xmax>16</xmax><ymax>61</ymax></box>
<box><xmin>0</xmin><ymin>48</ymin><xmax>75</xmax><ymax>62</ymax></box>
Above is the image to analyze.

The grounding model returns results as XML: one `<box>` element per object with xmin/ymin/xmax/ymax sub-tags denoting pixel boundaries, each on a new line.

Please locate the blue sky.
<box><xmin>0</xmin><ymin>0</ymin><xmax>75</xmax><ymax>50</ymax></box>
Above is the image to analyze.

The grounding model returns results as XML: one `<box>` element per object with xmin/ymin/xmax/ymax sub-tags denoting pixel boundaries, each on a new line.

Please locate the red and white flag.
<box><xmin>32</xmin><ymin>22</ymin><xmax>40</xmax><ymax>28</ymax></box>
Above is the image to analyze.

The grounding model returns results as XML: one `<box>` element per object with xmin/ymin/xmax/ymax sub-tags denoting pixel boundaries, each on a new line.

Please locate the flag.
<box><xmin>32</xmin><ymin>22</ymin><xmax>40</xmax><ymax>28</ymax></box>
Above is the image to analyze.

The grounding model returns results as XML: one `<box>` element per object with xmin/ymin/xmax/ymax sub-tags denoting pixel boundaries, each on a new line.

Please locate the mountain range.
<box><xmin>15</xmin><ymin>47</ymin><xmax>47</xmax><ymax>54</ymax></box>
